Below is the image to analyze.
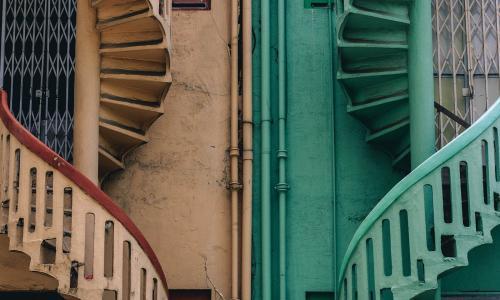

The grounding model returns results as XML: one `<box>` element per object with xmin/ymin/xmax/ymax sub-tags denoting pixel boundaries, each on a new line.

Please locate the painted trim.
<box><xmin>0</xmin><ymin>90</ymin><xmax>169</xmax><ymax>293</ymax></box>
<box><xmin>338</xmin><ymin>97</ymin><xmax>500</xmax><ymax>290</ymax></box>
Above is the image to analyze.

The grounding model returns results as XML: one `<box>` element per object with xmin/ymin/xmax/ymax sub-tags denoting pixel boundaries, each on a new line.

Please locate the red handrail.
<box><xmin>0</xmin><ymin>90</ymin><xmax>168</xmax><ymax>292</ymax></box>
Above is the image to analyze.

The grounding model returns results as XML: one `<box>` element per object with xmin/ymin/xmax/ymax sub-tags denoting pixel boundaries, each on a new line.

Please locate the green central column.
<box><xmin>408</xmin><ymin>0</ymin><xmax>435</xmax><ymax>169</ymax></box>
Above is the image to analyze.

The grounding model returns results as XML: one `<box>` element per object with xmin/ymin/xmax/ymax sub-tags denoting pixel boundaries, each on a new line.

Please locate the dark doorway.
<box><xmin>169</xmin><ymin>289</ymin><xmax>211</xmax><ymax>300</ymax></box>
<box><xmin>0</xmin><ymin>292</ymin><xmax>64</xmax><ymax>299</ymax></box>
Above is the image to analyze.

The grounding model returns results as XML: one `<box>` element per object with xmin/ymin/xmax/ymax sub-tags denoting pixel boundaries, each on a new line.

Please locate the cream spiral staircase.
<box><xmin>0</xmin><ymin>91</ymin><xmax>169</xmax><ymax>299</ymax></box>
<box><xmin>94</xmin><ymin>0</ymin><xmax>172</xmax><ymax>181</ymax></box>
<box><xmin>0</xmin><ymin>0</ymin><xmax>173</xmax><ymax>298</ymax></box>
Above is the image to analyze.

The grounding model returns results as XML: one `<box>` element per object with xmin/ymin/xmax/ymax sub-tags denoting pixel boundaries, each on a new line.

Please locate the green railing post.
<box><xmin>409</xmin><ymin>0</ymin><xmax>435</xmax><ymax>169</ymax></box>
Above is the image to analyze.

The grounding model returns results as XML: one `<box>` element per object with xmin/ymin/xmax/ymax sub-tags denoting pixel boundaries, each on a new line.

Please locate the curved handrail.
<box><xmin>337</xmin><ymin>97</ymin><xmax>500</xmax><ymax>290</ymax></box>
<box><xmin>0</xmin><ymin>90</ymin><xmax>168</xmax><ymax>292</ymax></box>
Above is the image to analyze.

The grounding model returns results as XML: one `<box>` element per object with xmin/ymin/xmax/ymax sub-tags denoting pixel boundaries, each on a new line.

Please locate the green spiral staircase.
<box><xmin>337</xmin><ymin>1</ymin><xmax>500</xmax><ymax>299</ymax></box>
<box><xmin>337</xmin><ymin>0</ymin><xmax>411</xmax><ymax>171</ymax></box>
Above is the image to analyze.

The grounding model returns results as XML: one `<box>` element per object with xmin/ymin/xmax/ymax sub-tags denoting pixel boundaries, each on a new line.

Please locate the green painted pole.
<box><xmin>408</xmin><ymin>0</ymin><xmax>435</xmax><ymax>169</ymax></box>
<box><xmin>261</xmin><ymin>0</ymin><xmax>272</xmax><ymax>299</ymax></box>
<box><xmin>277</xmin><ymin>0</ymin><xmax>288</xmax><ymax>299</ymax></box>
<box><xmin>328</xmin><ymin>0</ymin><xmax>338</xmax><ymax>291</ymax></box>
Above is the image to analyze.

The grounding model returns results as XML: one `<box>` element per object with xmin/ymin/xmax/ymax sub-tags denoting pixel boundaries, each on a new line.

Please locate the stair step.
<box><xmin>366</xmin><ymin>118</ymin><xmax>410</xmax><ymax>144</ymax></box>
<box><xmin>100</xmin><ymin>41</ymin><xmax>166</xmax><ymax>53</ymax></box>
<box><xmin>348</xmin><ymin>94</ymin><xmax>409</xmax><ymax>133</ymax></box>
<box><xmin>351</xmin><ymin>0</ymin><xmax>411</xmax><ymax>21</ymax></box>
<box><xmin>98</xmin><ymin>147</ymin><xmax>126</xmax><ymax>180</ymax></box>
<box><xmin>340</xmin><ymin>7</ymin><xmax>409</xmax><ymax>46</ymax></box>
<box><xmin>100</xmin><ymin>17</ymin><xmax>165</xmax><ymax>49</ymax></box>
<box><xmin>347</xmin><ymin>93</ymin><xmax>408</xmax><ymax>115</ymax></box>
<box><xmin>338</xmin><ymin>69</ymin><xmax>407</xmax><ymax>80</ymax></box>
<box><xmin>100</xmin><ymin>119</ymin><xmax>147</xmax><ymax>141</ymax></box>
<box><xmin>101</xmin><ymin>94</ymin><xmax>164</xmax><ymax>130</ymax></box>
<box><xmin>97</xmin><ymin>8</ymin><xmax>152</xmax><ymax>31</ymax></box>
<box><xmin>348</xmin><ymin>7</ymin><xmax>410</xmax><ymax>25</ymax></box>
<box><xmin>338</xmin><ymin>41</ymin><xmax>408</xmax><ymax>49</ymax></box>
<box><xmin>99</xmin><ymin>120</ymin><xmax>148</xmax><ymax>160</ymax></box>
<box><xmin>100</xmin><ymin>72</ymin><xmax>172</xmax><ymax>83</ymax></box>
<box><xmin>392</xmin><ymin>146</ymin><xmax>410</xmax><ymax>171</ymax></box>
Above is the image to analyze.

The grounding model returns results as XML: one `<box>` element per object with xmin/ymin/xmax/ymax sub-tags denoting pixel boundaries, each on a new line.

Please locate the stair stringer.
<box><xmin>338</xmin><ymin>98</ymin><xmax>500</xmax><ymax>299</ymax></box>
<box><xmin>0</xmin><ymin>91</ymin><xmax>169</xmax><ymax>299</ymax></box>
<box><xmin>337</xmin><ymin>0</ymin><xmax>411</xmax><ymax>170</ymax></box>
<box><xmin>91</xmin><ymin>0</ymin><xmax>173</xmax><ymax>182</ymax></box>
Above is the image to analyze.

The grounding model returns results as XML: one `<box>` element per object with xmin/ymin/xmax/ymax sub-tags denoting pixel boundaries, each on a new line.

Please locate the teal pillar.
<box><xmin>260</xmin><ymin>0</ymin><xmax>272</xmax><ymax>299</ymax></box>
<box><xmin>408</xmin><ymin>0</ymin><xmax>435</xmax><ymax>169</ymax></box>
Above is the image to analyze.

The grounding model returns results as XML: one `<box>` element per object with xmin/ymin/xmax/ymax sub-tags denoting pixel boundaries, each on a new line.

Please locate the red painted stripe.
<box><xmin>0</xmin><ymin>90</ymin><xmax>168</xmax><ymax>293</ymax></box>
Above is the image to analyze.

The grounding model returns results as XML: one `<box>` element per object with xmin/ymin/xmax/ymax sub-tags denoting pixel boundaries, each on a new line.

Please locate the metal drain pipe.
<box><xmin>230</xmin><ymin>0</ymin><xmax>241</xmax><ymax>299</ymax></box>
<box><xmin>241</xmin><ymin>0</ymin><xmax>254</xmax><ymax>296</ymax></box>
<box><xmin>261</xmin><ymin>0</ymin><xmax>272</xmax><ymax>297</ymax></box>
<box><xmin>277</xmin><ymin>0</ymin><xmax>288</xmax><ymax>299</ymax></box>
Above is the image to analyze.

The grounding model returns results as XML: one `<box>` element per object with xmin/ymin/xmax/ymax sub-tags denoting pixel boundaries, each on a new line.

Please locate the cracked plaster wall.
<box><xmin>103</xmin><ymin>2</ymin><xmax>232</xmax><ymax>298</ymax></box>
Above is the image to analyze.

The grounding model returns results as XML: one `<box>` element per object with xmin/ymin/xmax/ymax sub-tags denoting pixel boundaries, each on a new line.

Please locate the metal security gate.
<box><xmin>433</xmin><ymin>0</ymin><xmax>500</xmax><ymax>148</ymax></box>
<box><xmin>0</xmin><ymin>0</ymin><xmax>76</xmax><ymax>161</ymax></box>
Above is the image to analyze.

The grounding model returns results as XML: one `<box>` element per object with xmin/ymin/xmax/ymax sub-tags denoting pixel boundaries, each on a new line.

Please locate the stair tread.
<box><xmin>99</xmin><ymin>147</ymin><xmax>125</xmax><ymax>168</ymax></box>
<box><xmin>347</xmin><ymin>93</ymin><xmax>408</xmax><ymax>113</ymax></box>
<box><xmin>338</xmin><ymin>69</ymin><xmax>407</xmax><ymax>80</ymax></box>
<box><xmin>100</xmin><ymin>72</ymin><xmax>172</xmax><ymax>83</ymax></box>
<box><xmin>100</xmin><ymin>41</ymin><xmax>166</xmax><ymax>53</ymax></box>
<box><xmin>392</xmin><ymin>147</ymin><xmax>410</xmax><ymax>169</ymax></box>
<box><xmin>101</xmin><ymin>94</ymin><xmax>164</xmax><ymax>112</ymax></box>
<box><xmin>348</xmin><ymin>6</ymin><xmax>411</xmax><ymax>24</ymax></box>
<box><xmin>338</xmin><ymin>41</ymin><xmax>408</xmax><ymax>49</ymax></box>
<box><xmin>96</xmin><ymin>9</ymin><xmax>152</xmax><ymax>31</ymax></box>
<box><xmin>99</xmin><ymin>119</ymin><xmax>149</xmax><ymax>143</ymax></box>
<box><xmin>366</xmin><ymin>118</ymin><xmax>409</xmax><ymax>142</ymax></box>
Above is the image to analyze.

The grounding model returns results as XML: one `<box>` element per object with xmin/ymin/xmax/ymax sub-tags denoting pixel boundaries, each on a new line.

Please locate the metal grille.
<box><xmin>433</xmin><ymin>0</ymin><xmax>500</xmax><ymax>148</ymax></box>
<box><xmin>0</xmin><ymin>0</ymin><xmax>76</xmax><ymax>161</ymax></box>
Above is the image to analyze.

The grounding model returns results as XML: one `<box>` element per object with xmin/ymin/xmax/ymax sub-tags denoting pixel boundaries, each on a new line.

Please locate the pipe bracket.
<box><xmin>229</xmin><ymin>181</ymin><xmax>243</xmax><ymax>191</ymax></box>
<box><xmin>229</xmin><ymin>147</ymin><xmax>240</xmax><ymax>157</ymax></box>
<box><xmin>275</xmin><ymin>183</ymin><xmax>289</xmax><ymax>192</ymax></box>
<box><xmin>242</xmin><ymin>149</ymin><xmax>254</xmax><ymax>160</ymax></box>
<box><xmin>276</xmin><ymin>150</ymin><xmax>288</xmax><ymax>159</ymax></box>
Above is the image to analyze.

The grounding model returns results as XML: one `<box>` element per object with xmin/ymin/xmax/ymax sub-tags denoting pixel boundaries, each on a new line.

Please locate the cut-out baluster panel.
<box><xmin>0</xmin><ymin>94</ymin><xmax>169</xmax><ymax>300</ymax></box>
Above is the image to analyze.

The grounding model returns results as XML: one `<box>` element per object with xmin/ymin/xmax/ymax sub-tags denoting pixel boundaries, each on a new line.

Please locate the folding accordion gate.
<box><xmin>0</xmin><ymin>0</ymin><xmax>76</xmax><ymax>161</ymax></box>
<box><xmin>433</xmin><ymin>0</ymin><xmax>500</xmax><ymax>148</ymax></box>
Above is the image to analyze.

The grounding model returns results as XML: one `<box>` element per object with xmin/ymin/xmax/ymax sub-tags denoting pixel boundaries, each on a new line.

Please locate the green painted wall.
<box><xmin>251</xmin><ymin>1</ymin><xmax>405</xmax><ymax>299</ymax></box>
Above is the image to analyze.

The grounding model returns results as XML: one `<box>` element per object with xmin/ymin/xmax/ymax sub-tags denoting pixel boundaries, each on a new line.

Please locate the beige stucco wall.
<box><xmin>102</xmin><ymin>2</ymin><xmax>232</xmax><ymax>299</ymax></box>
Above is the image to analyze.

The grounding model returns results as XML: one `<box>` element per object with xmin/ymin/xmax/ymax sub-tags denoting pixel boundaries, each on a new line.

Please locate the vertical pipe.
<box><xmin>277</xmin><ymin>0</ymin><xmax>288</xmax><ymax>299</ymax></box>
<box><xmin>230</xmin><ymin>0</ymin><xmax>240</xmax><ymax>299</ymax></box>
<box><xmin>73</xmin><ymin>0</ymin><xmax>100</xmax><ymax>183</ymax></box>
<box><xmin>408</xmin><ymin>0</ymin><xmax>435</xmax><ymax>169</ymax></box>
<box><xmin>261</xmin><ymin>0</ymin><xmax>272</xmax><ymax>298</ymax></box>
<box><xmin>328</xmin><ymin>0</ymin><xmax>338</xmax><ymax>292</ymax></box>
<box><xmin>241</xmin><ymin>0</ymin><xmax>253</xmax><ymax>296</ymax></box>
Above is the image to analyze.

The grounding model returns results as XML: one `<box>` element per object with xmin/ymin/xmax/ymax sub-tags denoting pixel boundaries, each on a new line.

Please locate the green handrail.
<box><xmin>338</xmin><ymin>97</ymin><xmax>500</xmax><ymax>297</ymax></box>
